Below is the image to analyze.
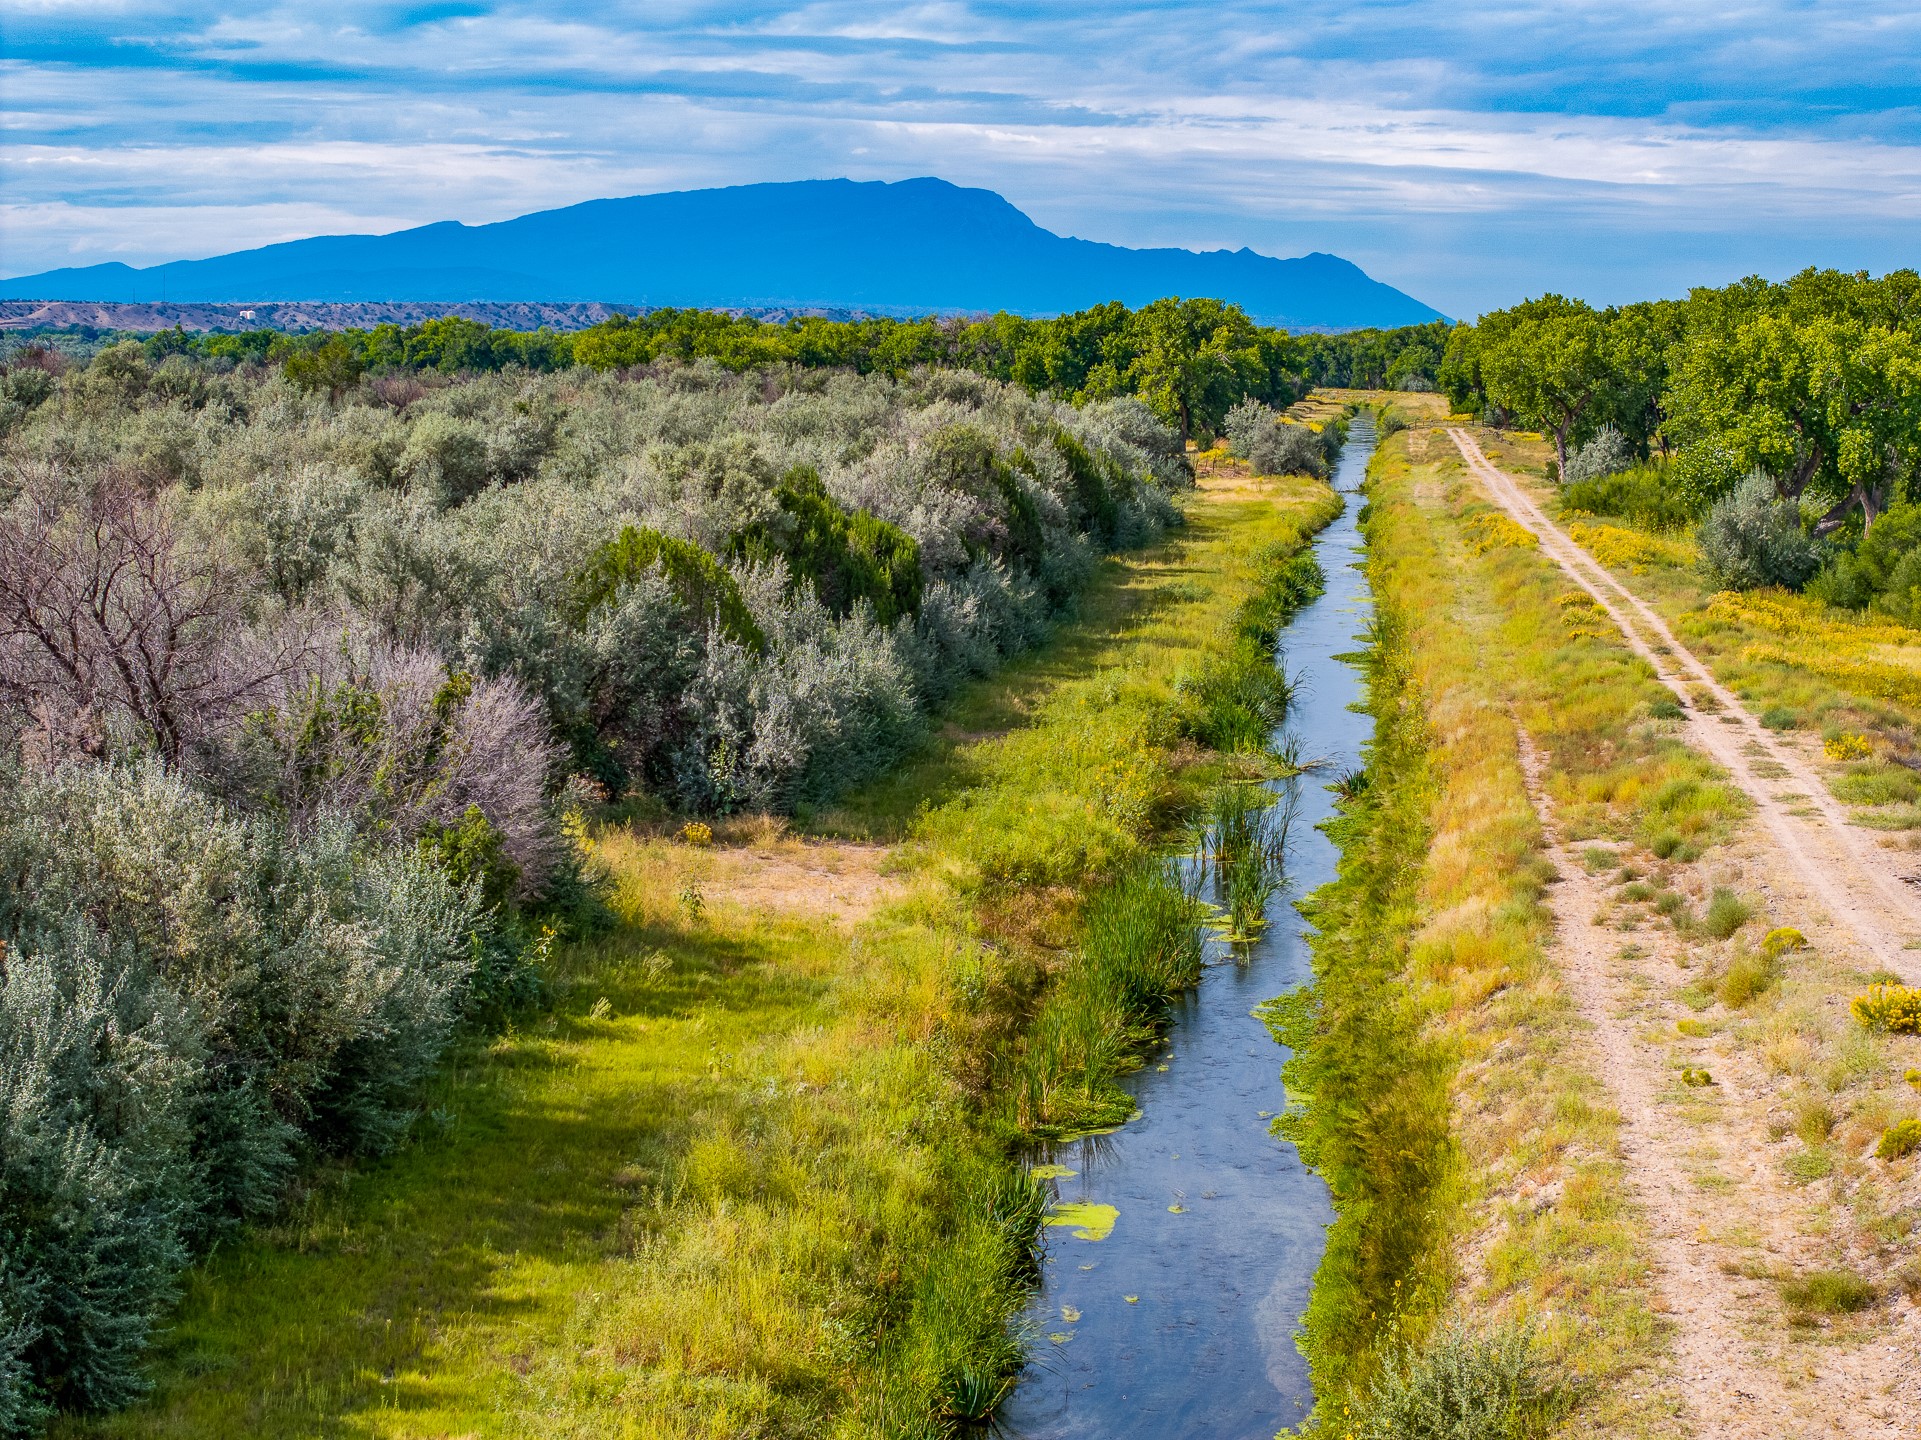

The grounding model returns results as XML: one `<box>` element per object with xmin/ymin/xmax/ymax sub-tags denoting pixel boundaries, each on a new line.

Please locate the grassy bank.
<box><xmin>1276</xmin><ymin>417</ymin><xmax>1755</xmax><ymax>1436</ymax></box>
<box><xmin>58</xmin><ymin>465</ymin><xmax>1339</xmax><ymax>1440</ymax></box>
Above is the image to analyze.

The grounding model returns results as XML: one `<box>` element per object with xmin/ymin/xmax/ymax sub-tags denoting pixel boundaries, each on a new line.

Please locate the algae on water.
<box><xmin>1043</xmin><ymin>1201</ymin><xmax>1119</xmax><ymax>1241</ymax></box>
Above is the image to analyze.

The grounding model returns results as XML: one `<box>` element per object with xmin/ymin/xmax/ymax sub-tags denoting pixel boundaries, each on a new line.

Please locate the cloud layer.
<box><xmin>4</xmin><ymin>1</ymin><xmax>1918</xmax><ymax>315</ymax></box>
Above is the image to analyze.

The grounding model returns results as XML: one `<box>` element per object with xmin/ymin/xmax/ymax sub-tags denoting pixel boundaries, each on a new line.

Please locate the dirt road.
<box><xmin>1451</xmin><ymin>428</ymin><xmax>1921</xmax><ymax>1439</ymax></box>
<box><xmin>1449</xmin><ymin>427</ymin><xmax>1921</xmax><ymax>979</ymax></box>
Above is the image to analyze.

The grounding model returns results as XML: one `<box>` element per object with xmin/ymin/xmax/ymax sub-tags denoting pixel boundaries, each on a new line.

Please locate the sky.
<box><xmin>3</xmin><ymin>1</ymin><xmax>1920</xmax><ymax>318</ymax></box>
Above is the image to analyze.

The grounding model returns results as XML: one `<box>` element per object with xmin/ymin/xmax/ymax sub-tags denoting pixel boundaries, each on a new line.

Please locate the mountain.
<box><xmin>0</xmin><ymin>177</ymin><xmax>1444</xmax><ymax>331</ymax></box>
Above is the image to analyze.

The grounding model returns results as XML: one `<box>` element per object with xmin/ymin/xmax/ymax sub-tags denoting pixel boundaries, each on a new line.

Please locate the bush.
<box><xmin>1562</xmin><ymin>424</ymin><xmax>1633</xmax><ymax>485</ymax></box>
<box><xmin>1806</xmin><ymin>503</ymin><xmax>1921</xmax><ymax>615</ymax></box>
<box><xmin>1876</xmin><ymin>1118</ymin><xmax>1921</xmax><ymax>1160</ymax></box>
<box><xmin>1559</xmin><ymin>463</ymin><xmax>1697</xmax><ymax>531</ymax></box>
<box><xmin>1851</xmin><ymin>984</ymin><xmax>1921</xmax><ymax>1033</ymax></box>
<box><xmin>1353</xmin><ymin>1321</ymin><xmax>1553</xmax><ymax>1440</ymax></box>
<box><xmin>1697</xmin><ymin>472</ymin><xmax>1824</xmax><ymax>591</ymax></box>
<box><xmin>1223</xmin><ymin>399</ymin><xmax>1328</xmax><ymax>477</ymax></box>
<box><xmin>0</xmin><ymin>760</ymin><xmax>488</xmax><ymax>1423</ymax></box>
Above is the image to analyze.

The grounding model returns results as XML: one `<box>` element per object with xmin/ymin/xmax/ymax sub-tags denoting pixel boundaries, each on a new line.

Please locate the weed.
<box><xmin>1794</xmin><ymin>1097</ymin><xmax>1836</xmax><ymax>1146</ymax></box>
<box><xmin>1681</xmin><ymin>1067</ymin><xmax>1716</xmax><ymax>1087</ymax></box>
<box><xmin>676</xmin><ymin>875</ymin><xmax>706</xmax><ymax>924</ymax></box>
<box><xmin>1877</xmin><ymin>1118</ymin><xmax>1921</xmax><ymax>1160</ymax></box>
<box><xmin>1622</xmin><ymin>880</ymin><xmax>1656</xmax><ymax>903</ymax></box>
<box><xmin>677</xmin><ymin>820</ymin><xmax>714</xmax><ymax>847</ymax></box>
<box><xmin>1780</xmin><ymin>1270</ymin><xmax>1876</xmax><ymax>1316</ymax></box>
<box><xmin>1851</xmin><ymin>984</ymin><xmax>1921</xmax><ymax>1033</ymax></box>
<box><xmin>1676</xmin><ymin>1018</ymin><xmax>1715</xmax><ymax>1038</ymax></box>
<box><xmin>1760</xmin><ymin>706</ymin><xmax>1798</xmax><ymax>730</ymax></box>
<box><xmin>1704</xmin><ymin>888</ymin><xmax>1754</xmax><ymax>939</ymax></box>
<box><xmin>1650</xmin><ymin>831</ymin><xmax>1684</xmax><ymax>860</ymax></box>
<box><xmin>1785</xmin><ymin>1148</ymin><xmax>1834</xmax><ymax>1183</ymax></box>
<box><xmin>1580</xmin><ymin>846</ymin><xmax>1615</xmax><ymax>872</ymax></box>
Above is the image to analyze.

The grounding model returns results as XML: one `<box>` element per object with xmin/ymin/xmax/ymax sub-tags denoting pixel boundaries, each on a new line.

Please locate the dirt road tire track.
<box><xmin>1448</xmin><ymin>427</ymin><xmax>1921</xmax><ymax>979</ymax></box>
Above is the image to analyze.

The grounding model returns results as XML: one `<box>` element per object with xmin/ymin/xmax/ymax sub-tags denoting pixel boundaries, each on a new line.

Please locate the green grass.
<box><xmin>1271</xmin><ymin>419</ymin><xmax>1759</xmax><ymax>1436</ymax></box>
<box><xmin>58</xmin><ymin>471</ymin><xmax>1343</xmax><ymax>1440</ymax></box>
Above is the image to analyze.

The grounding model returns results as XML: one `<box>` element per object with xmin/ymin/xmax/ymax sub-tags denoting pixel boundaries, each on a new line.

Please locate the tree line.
<box><xmin>43</xmin><ymin>296</ymin><xmax>1324</xmax><ymax>451</ymax></box>
<box><xmin>1440</xmin><ymin>268</ymin><xmax>1921</xmax><ymax>534</ymax></box>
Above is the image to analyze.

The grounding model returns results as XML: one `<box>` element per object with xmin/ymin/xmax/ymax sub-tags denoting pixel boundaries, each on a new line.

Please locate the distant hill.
<box><xmin>0</xmin><ymin>177</ymin><xmax>1445</xmax><ymax>332</ymax></box>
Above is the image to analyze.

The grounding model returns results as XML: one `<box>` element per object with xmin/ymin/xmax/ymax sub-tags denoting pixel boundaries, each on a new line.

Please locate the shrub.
<box><xmin>0</xmin><ymin>760</ymin><xmax>488</xmax><ymax>1423</ymax></box>
<box><xmin>1851</xmin><ymin>984</ymin><xmax>1921</xmax><ymax>1033</ymax></box>
<box><xmin>1352</xmin><ymin>1321</ymin><xmax>1554</xmax><ymax>1440</ymax></box>
<box><xmin>1562</xmin><ymin>424</ymin><xmax>1634</xmax><ymax>485</ymax></box>
<box><xmin>1559</xmin><ymin>464</ymin><xmax>1697</xmax><ymax>532</ymax></box>
<box><xmin>576</xmin><ymin>525</ymin><xmax>765</xmax><ymax>652</ymax></box>
<box><xmin>1876</xmin><ymin>1118</ymin><xmax>1921</xmax><ymax>1160</ymax></box>
<box><xmin>731</xmin><ymin>465</ymin><xmax>923</xmax><ymax>625</ymax></box>
<box><xmin>1223</xmin><ymin>399</ymin><xmax>1328</xmax><ymax>477</ymax></box>
<box><xmin>1806</xmin><ymin>503</ymin><xmax>1921</xmax><ymax>615</ymax></box>
<box><xmin>1697</xmin><ymin>471</ymin><xmax>1824</xmax><ymax>591</ymax></box>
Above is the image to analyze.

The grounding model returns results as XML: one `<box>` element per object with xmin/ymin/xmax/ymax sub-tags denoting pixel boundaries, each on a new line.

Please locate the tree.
<box><xmin>281</xmin><ymin>333</ymin><xmax>365</xmax><ymax>400</ymax></box>
<box><xmin>1475</xmin><ymin>295</ymin><xmax>1616</xmax><ymax>475</ymax></box>
<box><xmin>1121</xmin><ymin>297</ymin><xmax>1268</xmax><ymax>448</ymax></box>
<box><xmin>1664</xmin><ymin>312</ymin><xmax>1921</xmax><ymax>530</ymax></box>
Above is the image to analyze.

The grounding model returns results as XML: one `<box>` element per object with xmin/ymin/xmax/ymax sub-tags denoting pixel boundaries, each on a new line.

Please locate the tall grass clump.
<box><xmin>1265</xmin><ymin>608</ymin><xmax>1459</xmax><ymax>1401</ymax></box>
<box><xmin>1179</xmin><ymin>546</ymin><xmax>1324</xmax><ymax>751</ymax></box>
<box><xmin>1003</xmin><ymin>859</ymin><xmax>1205</xmax><ymax>1138</ymax></box>
<box><xmin>1206</xmin><ymin>782</ymin><xmax>1296</xmax><ymax>940</ymax></box>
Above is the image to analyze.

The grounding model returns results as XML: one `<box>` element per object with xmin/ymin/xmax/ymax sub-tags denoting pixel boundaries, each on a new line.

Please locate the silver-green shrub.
<box><xmin>1697</xmin><ymin>470</ymin><xmax>1824</xmax><ymax>591</ymax></box>
<box><xmin>1561</xmin><ymin>424</ymin><xmax>1633</xmax><ymax>485</ymax></box>
<box><xmin>0</xmin><ymin>760</ymin><xmax>486</xmax><ymax>1424</ymax></box>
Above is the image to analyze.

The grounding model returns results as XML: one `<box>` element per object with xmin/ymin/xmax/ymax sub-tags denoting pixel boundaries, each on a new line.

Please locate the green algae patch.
<box><xmin>1029</xmin><ymin>1164</ymin><xmax>1079</xmax><ymax>1181</ymax></box>
<box><xmin>1043</xmin><ymin>1202</ymin><xmax>1118</xmax><ymax>1241</ymax></box>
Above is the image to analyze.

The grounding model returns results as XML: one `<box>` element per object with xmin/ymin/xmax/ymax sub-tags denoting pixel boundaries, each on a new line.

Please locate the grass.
<box><xmin>1273</xmin><ymin>417</ymin><xmax>1768</xmax><ymax>1436</ymax></box>
<box><xmin>58</xmin><ymin>468</ymin><xmax>1342</xmax><ymax>1439</ymax></box>
<box><xmin>1779</xmin><ymin>1270</ymin><xmax>1877</xmax><ymax>1317</ymax></box>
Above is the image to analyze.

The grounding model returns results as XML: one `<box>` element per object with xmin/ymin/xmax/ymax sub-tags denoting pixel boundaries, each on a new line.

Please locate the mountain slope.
<box><xmin>0</xmin><ymin>177</ymin><xmax>1444</xmax><ymax>330</ymax></box>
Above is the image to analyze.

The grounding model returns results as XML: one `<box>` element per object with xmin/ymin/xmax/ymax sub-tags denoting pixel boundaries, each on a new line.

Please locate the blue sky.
<box><xmin>3</xmin><ymin>1</ymin><xmax>1919</xmax><ymax>317</ymax></box>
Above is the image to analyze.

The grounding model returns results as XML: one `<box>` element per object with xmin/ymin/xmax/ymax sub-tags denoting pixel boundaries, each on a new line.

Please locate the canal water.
<box><xmin>996</xmin><ymin>418</ymin><xmax>1379</xmax><ymax>1439</ymax></box>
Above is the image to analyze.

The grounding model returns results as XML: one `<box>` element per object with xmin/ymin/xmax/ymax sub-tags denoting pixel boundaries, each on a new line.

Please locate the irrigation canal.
<box><xmin>997</xmin><ymin>417</ymin><xmax>1379</xmax><ymax>1438</ymax></box>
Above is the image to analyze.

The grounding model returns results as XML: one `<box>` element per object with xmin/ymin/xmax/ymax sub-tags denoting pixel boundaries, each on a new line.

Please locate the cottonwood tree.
<box><xmin>1120</xmin><ymin>297</ymin><xmax>1272</xmax><ymax>448</ymax></box>
<box><xmin>1664</xmin><ymin>312</ymin><xmax>1921</xmax><ymax>531</ymax></box>
<box><xmin>1475</xmin><ymin>295</ymin><xmax>1617</xmax><ymax>475</ymax></box>
<box><xmin>0</xmin><ymin>465</ymin><xmax>301</xmax><ymax>764</ymax></box>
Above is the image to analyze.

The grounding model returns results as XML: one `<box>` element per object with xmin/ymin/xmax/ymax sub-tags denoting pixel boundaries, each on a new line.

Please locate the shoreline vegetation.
<box><xmin>37</xmin><ymin>415</ymin><xmax>1344</xmax><ymax>1434</ymax></box>
<box><xmin>1275</xmin><ymin>401</ymin><xmax>1737</xmax><ymax>1437</ymax></box>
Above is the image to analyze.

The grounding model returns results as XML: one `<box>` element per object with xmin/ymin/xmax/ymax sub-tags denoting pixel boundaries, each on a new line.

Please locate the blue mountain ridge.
<box><xmin>1</xmin><ymin>177</ymin><xmax>1444</xmax><ymax>331</ymax></box>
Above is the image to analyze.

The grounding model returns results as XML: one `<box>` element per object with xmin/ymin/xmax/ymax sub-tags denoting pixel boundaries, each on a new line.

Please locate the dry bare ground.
<box><xmin>1452</xmin><ymin>428</ymin><xmax>1921</xmax><ymax>1438</ymax></box>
